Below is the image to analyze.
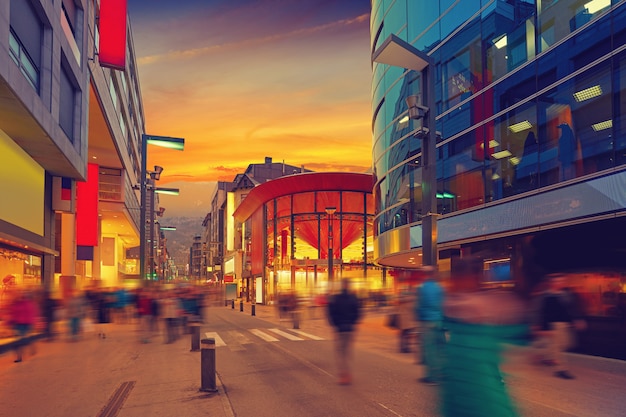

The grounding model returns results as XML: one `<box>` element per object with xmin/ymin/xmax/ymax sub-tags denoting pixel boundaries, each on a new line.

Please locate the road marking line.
<box><xmin>268</xmin><ymin>328</ymin><xmax>304</xmax><ymax>341</ymax></box>
<box><xmin>289</xmin><ymin>329</ymin><xmax>324</xmax><ymax>340</ymax></box>
<box><xmin>227</xmin><ymin>330</ymin><xmax>252</xmax><ymax>345</ymax></box>
<box><xmin>204</xmin><ymin>332</ymin><xmax>227</xmax><ymax>347</ymax></box>
<box><xmin>249</xmin><ymin>329</ymin><xmax>279</xmax><ymax>342</ymax></box>
<box><xmin>377</xmin><ymin>403</ymin><xmax>403</xmax><ymax>416</ymax></box>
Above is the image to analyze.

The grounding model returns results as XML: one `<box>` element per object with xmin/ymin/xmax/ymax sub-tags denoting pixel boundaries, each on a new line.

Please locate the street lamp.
<box><xmin>140</xmin><ymin>134</ymin><xmax>185</xmax><ymax>281</ymax></box>
<box><xmin>325</xmin><ymin>207</ymin><xmax>336</xmax><ymax>281</ymax></box>
<box><xmin>373</xmin><ymin>34</ymin><xmax>438</xmax><ymax>268</ymax></box>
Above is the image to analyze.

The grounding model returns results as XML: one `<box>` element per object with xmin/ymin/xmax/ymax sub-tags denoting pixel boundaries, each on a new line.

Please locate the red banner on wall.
<box><xmin>76</xmin><ymin>163</ymin><xmax>99</xmax><ymax>246</ymax></box>
<box><xmin>98</xmin><ymin>0</ymin><xmax>127</xmax><ymax>70</ymax></box>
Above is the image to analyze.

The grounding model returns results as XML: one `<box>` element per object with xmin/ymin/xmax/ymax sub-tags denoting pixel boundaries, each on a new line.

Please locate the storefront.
<box><xmin>233</xmin><ymin>172</ymin><xmax>388</xmax><ymax>305</ymax></box>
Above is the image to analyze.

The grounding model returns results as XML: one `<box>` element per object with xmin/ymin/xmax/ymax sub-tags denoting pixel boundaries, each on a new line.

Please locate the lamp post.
<box><xmin>325</xmin><ymin>207</ymin><xmax>336</xmax><ymax>281</ymax></box>
<box><xmin>372</xmin><ymin>34</ymin><xmax>438</xmax><ymax>268</ymax></box>
<box><xmin>140</xmin><ymin>134</ymin><xmax>184</xmax><ymax>281</ymax></box>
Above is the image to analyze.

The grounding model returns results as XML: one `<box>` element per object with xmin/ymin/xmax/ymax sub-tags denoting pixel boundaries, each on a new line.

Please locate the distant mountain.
<box><xmin>160</xmin><ymin>216</ymin><xmax>204</xmax><ymax>271</ymax></box>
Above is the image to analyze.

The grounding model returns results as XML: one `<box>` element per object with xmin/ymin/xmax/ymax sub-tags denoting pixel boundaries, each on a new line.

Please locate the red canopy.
<box><xmin>233</xmin><ymin>172</ymin><xmax>374</xmax><ymax>258</ymax></box>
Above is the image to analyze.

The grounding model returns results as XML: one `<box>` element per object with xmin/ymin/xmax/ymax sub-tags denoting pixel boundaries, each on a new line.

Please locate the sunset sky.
<box><xmin>127</xmin><ymin>0</ymin><xmax>373</xmax><ymax>216</ymax></box>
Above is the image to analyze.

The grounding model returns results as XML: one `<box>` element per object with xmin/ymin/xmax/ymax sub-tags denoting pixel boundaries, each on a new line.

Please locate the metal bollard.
<box><xmin>251</xmin><ymin>304</ymin><xmax>256</xmax><ymax>316</ymax></box>
<box><xmin>225</xmin><ymin>299</ymin><xmax>228</xmax><ymax>307</ymax></box>
<box><xmin>292</xmin><ymin>311</ymin><xmax>300</xmax><ymax>329</ymax></box>
<box><xmin>190</xmin><ymin>322</ymin><xmax>201</xmax><ymax>352</ymax></box>
<box><xmin>240</xmin><ymin>300</ymin><xmax>244</xmax><ymax>312</ymax></box>
<box><xmin>199</xmin><ymin>338</ymin><xmax>217</xmax><ymax>392</ymax></box>
<box><xmin>231</xmin><ymin>299</ymin><xmax>234</xmax><ymax>309</ymax></box>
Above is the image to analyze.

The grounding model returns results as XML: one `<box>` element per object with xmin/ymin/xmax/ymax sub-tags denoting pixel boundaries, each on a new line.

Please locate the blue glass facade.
<box><xmin>372</xmin><ymin>0</ymin><xmax>626</xmax><ymax>266</ymax></box>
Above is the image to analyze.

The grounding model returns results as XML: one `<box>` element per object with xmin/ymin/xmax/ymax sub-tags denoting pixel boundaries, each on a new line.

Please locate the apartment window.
<box><xmin>9</xmin><ymin>0</ymin><xmax>42</xmax><ymax>91</ymax></box>
<box><xmin>59</xmin><ymin>65</ymin><xmax>76</xmax><ymax>141</ymax></box>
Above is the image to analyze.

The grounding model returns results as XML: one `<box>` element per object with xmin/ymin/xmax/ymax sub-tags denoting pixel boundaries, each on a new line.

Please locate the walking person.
<box><xmin>159</xmin><ymin>291</ymin><xmax>178</xmax><ymax>344</ymax></box>
<box><xmin>537</xmin><ymin>274</ymin><xmax>585</xmax><ymax>379</ymax></box>
<box><xmin>136</xmin><ymin>288</ymin><xmax>152</xmax><ymax>343</ymax></box>
<box><xmin>415</xmin><ymin>266</ymin><xmax>445</xmax><ymax>385</ymax></box>
<box><xmin>42</xmin><ymin>290</ymin><xmax>58</xmax><ymax>342</ymax></box>
<box><xmin>95</xmin><ymin>289</ymin><xmax>111</xmax><ymax>339</ymax></box>
<box><xmin>327</xmin><ymin>278</ymin><xmax>362</xmax><ymax>385</ymax></box>
<box><xmin>8</xmin><ymin>289</ymin><xmax>39</xmax><ymax>363</ymax></box>
<box><xmin>397</xmin><ymin>288</ymin><xmax>417</xmax><ymax>353</ymax></box>
<box><xmin>440</xmin><ymin>257</ymin><xmax>528</xmax><ymax>417</ymax></box>
<box><xmin>66</xmin><ymin>289</ymin><xmax>86</xmax><ymax>341</ymax></box>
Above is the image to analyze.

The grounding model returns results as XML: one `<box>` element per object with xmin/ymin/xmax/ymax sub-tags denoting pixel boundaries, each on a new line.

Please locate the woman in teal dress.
<box><xmin>440</xmin><ymin>259</ymin><xmax>529</xmax><ymax>417</ymax></box>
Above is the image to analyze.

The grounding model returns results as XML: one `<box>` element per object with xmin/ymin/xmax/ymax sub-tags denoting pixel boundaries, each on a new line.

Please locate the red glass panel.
<box><xmin>99</xmin><ymin>0</ymin><xmax>127</xmax><ymax>70</ymax></box>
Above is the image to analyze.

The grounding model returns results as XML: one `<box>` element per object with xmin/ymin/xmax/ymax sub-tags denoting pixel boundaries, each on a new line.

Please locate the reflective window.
<box><xmin>59</xmin><ymin>65</ymin><xmax>76</xmax><ymax>142</ymax></box>
<box><xmin>492</xmin><ymin>101</ymin><xmax>538</xmax><ymax>198</ymax></box>
<box><xmin>617</xmin><ymin>51</ymin><xmax>626</xmax><ymax>166</ymax></box>
<box><xmin>373</xmin><ymin>0</ymin><xmax>626</xmax><ymax>232</ymax></box>
<box><xmin>441</xmin><ymin>30</ymin><xmax>481</xmax><ymax>113</ymax></box>
<box><xmin>407</xmin><ymin>1</ymin><xmax>441</xmax><ymax>52</ymax></box>
<box><xmin>385</xmin><ymin>0</ymin><xmax>409</xmax><ymax>40</ymax></box>
<box><xmin>440</xmin><ymin>0</ymin><xmax>482</xmax><ymax>43</ymax></box>
<box><xmin>8</xmin><ymin>29</ymin><xmax>39</xmax><ymax>91</ymax></box>
<box><xmin>538</xmin><ymin>0</ymin><xmax>611</xmax><ymax>53</ymax></box>
<box><xmin>441</xmin><ymin>131</ymin><xmax>486</xmax><ymax>211</ymax></box>
<box><xmin>537</xmin><ymin>62</ymin><xmax>612</xmax><ymax>186</ymax></box>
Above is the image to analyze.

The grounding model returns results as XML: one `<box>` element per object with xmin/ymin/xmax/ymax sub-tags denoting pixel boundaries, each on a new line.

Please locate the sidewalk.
<box><xmin>1</xmin><ymin>301</ymin><xmax>625</xmax><ymax>416</ymax></box>
<box><xmin>0</xmin><ymin>313</ymin><xmax>234</xmax><ymax>417</ymax></box>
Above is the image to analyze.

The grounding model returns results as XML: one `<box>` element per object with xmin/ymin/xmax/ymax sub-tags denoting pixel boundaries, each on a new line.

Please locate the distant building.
<box><xmin>233</xmin><ymin>172</ymin><xmax>379</xmax><ymax>304</ymax></box>
<box><xmin>201</xmin><ymin>158</ymin><xmax>311</xmax><ymax>292</ymax></box>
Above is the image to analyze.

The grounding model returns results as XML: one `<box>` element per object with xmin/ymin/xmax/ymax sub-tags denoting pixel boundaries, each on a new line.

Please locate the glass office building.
<box><xmin>371</xmin><ymin>1</ymin><xmax>626</xmax><ymax>358</ymax></box>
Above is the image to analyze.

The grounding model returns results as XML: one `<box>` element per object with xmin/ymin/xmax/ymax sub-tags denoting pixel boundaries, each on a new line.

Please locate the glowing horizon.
<box><xmin>129</xmin><ymin>0</ymin><xmax>373</xmax><ymax>190</ymax></box>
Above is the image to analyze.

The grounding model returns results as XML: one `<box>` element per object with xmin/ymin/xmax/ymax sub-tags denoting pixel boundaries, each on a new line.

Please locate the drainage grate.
<box><xmin>96</xmin><ymin>381</ymin><xmax>136</xmax><ymax>417</ymax></box>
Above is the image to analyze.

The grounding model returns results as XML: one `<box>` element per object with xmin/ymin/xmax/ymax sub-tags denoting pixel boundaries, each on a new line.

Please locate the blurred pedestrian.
<box><xmin>529</xmin><ymin>281</ymin><xmax>551</xmax><ymax>365</ymax></box>
<box><xmin>95</xmin><ymin>289</ymin><xmax>111</xmax><ymax>339</ymax></box>
<box><xmin>150</xmin><ymin>289</ymin><xmax>160</xmax><ymax>335</ymax></box>
<box><xmin>42</xmin><ymin>290</ymin><xmax>58</xmax><ymax>342</ymax></box>
<box><xmin>563</xmin><ymin>285</ymin><xmax>587</xmax><ymax>350</ymax></box>
<box><xmin>136</xmin><ymin>288</ymin><xmax>152</xmax><ymax>343</ymax></box>
<box><xmin>415</xmin><ymin>266</ymin><xmax>444</xmax><ymax>385</ymax></box>
<box><xmin>8</xmin><ymin>289</ymin><xmax>39</xmax><ymax>363</ymax></box>
<box><xmin>160</xmin><ymin>291</ymin><xmax>178</xmax><ymax>344</ymax></box>
<box><xmin>66</xmin><ymin>289</ymin><xmax>86</xmax><ymax>341</ymax></box>
<box><xmin>327</xmin><ymin>279</ymin><xmax>362</xmax><ymax>385</ymax></box>
<box><xmin>397</xmin><ymin>289</ymin><xmax>417</xmax><ymax>353</ymax></box>
<box><xmin>440</xmin><ymin>257</ymin><xmax>528</xmax><ymax>417</ymax></box>
<box><xmin>537</xmin><ymin>274</ymin><xmax>585</xmax><ymax>379</ymax></box>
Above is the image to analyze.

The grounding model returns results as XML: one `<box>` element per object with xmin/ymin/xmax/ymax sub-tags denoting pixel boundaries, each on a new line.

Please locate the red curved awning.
<box><xmin>233</xmin><ymin>172</ymin><xmax>373</xmax><ymax>222</ymax></box>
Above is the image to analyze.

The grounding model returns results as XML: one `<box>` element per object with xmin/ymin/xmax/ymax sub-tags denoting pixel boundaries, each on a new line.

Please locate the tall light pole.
<box><xmin>373</xmin><ymin>34</ymin><xmax>438</xmax><ymax>268</ymax></box>
<box><xmin>325</xmin><ymin>207</ymin><xmax>336</xmax><ymax>281</ymax></box>
<box><xmin>140</xmin><ymin>134</ymin><xmax>184</xmax><ymax>281</ymax></box>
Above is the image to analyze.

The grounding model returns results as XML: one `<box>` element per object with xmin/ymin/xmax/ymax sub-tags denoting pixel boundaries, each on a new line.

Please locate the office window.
<box><xmin>9</xmin><ymin>0</ymin><xmax>42</xmax><ymax>91</ymax></box>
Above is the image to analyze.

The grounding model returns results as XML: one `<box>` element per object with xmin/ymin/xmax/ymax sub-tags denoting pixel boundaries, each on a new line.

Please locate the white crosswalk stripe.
<box><xmin>249</xmin><ymin>328</ymin><xmax>279</xmax><ymax>342</ymax></box>
<box><xmin>290</xmin><ymin>329</ymin><xmax>324</xmax><ymax>340</ymax></box>
<box><xmin>205</xmin><ymin>328</ymin><xmax>324</xmax><ymax>347</ymax></box>
<box><xmin>268</xmin><ymin>328</ymin><xmax>304</xmax><ymax>341</ymax></box>
<box><xmin>203</xmin><ymin>331</ymin><xmax>226</xmax><ymax>347</ymax></box>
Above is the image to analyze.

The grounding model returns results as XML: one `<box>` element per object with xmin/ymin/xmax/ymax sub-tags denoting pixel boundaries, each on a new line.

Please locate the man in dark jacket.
<box><xmin>539</xmin><ymin>274</ymin><xmax>585</xmax><ymax>379</ymax></box>
<box><xmin>327</xmin><ymin>279</ymin><xmax>361</xmax><ymax>385</ymax></box>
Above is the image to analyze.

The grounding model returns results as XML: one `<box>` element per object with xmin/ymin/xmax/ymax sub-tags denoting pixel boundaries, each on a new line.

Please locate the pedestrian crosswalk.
<box><xmin>203</xmin><ymin>328</ymin><xmax>324</xmax><ymax>347</ymax></box>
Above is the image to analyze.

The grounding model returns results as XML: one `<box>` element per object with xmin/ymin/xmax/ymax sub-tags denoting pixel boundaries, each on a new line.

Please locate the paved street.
<box><xmin>1</xmin><ymin>303</ymin><xmax>625</xmax><ymax>416</ymax></box>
